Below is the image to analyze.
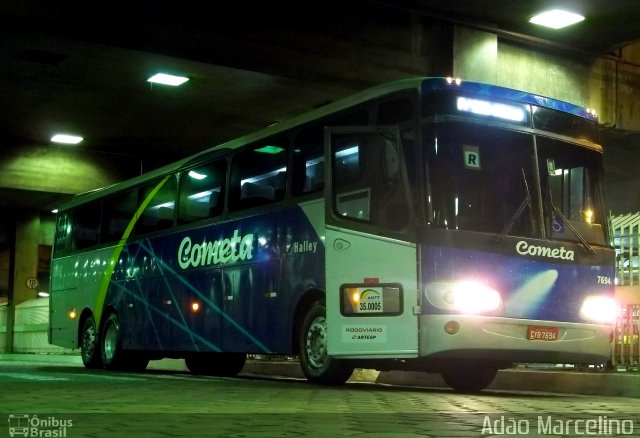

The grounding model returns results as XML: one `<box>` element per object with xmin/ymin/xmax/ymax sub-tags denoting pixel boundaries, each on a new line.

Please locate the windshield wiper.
<box><xmin>496</xmin><ymin>168</ymin><xmax>532</xmax><ymax>243</ymax></box>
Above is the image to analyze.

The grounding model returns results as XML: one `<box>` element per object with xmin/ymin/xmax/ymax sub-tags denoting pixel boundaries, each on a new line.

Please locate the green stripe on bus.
<box><xmin>94</xmin><ymin>175</ymin><xmax>171</xmax><ymax>326</ymax></box>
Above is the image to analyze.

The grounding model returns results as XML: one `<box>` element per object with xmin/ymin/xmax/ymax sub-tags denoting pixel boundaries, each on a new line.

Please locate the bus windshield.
<box><xmin>425</xmin><ymin>122</ymin><xmax>538</xmax><ymax>236</ymax></box>
<box><xmin>425</xmin><ymin>122</ymin><xmax>606</xmax><ymax>244</ymax></box>
<box><xmin>537</xmin><ymin>137</ymin><xmax>606</xmax><ymax>245</ymax></box>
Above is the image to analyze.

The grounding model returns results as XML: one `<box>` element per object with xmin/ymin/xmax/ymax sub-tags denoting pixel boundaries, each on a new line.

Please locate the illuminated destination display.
<box><xmin>456</xmin><ymin>96</ymin><xmax>527</xmax><ymax>122</ymax></box>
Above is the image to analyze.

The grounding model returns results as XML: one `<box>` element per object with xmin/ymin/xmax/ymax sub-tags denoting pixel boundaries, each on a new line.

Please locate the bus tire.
<box><xmin>440</xmin><ymin>364</ymin><xmax>497</xmax><ymax>393</ymax></box>
<box><xmin>80</xmin><ymin>315</ymin><xmax>102</xmax><ymax>369</ymax></box>
<box><xmin>100</xmin><ymin>313</ymin><xmax>125</xmax><ymax>370</ymax></box>
<box><xmin>185</xmin><ymin>353</ymin><xmax>246</xmax><ymax>377</ymax></box>
<box><xmin>298</xmin><ymin>300</ymin><xmax>353</xmax><ymax>385</ymax></box>
<box><xmin>99</xmin><ymin>313</ymin><xmax>149</xmax><ymax>371</ymax></box>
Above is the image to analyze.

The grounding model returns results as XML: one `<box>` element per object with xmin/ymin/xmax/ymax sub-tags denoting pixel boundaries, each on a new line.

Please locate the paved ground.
<box><xmin>1</xmin><ymin>353</ymin><xmax>639</xmax><ymax>397</ymax></box>
<box><xmin>1</xmin><ymin>358</ymin><xmax>639</xmax><ymax>437</ymax></box>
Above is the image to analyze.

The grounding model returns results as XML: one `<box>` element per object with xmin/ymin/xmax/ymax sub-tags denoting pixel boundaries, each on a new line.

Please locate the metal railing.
<box><xmin>612</xmin><ymin>304</ymin><xmax>640</xmax><ymax>369</ymax></box>
<box><xmin>610</xmin><ymin>212</ymin><xmax>640</xmax><ymax>286</ymax></box>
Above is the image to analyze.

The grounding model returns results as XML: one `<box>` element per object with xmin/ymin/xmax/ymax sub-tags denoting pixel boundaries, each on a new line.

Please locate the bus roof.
<box><xmin>58</xmin><ymin>77</ymin><xmax>596</xmax><ymax>210</ymax></box>
<box><xmin>422</xmin><ymin>78</ymin><xmax>597</xmax><ymax>121</ymax></box>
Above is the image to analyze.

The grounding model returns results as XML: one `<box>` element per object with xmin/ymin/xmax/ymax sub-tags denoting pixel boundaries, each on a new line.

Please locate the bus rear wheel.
<box><xmin>185</xmin><ymin>353</ymin><xmax>247</xmax><ymax>377</ymax></box>
<box><xmin>80</xmin><ymin>315</ymin><xmax>102</xmax><ymax>369</ymax></box>
<box><xmin>440</xmin><ymin>363</ymin><xmax>497</xmax><ymax>393</ymax></box>
<box><xmin>298</xmin><ymin>300</ymin><xmax>353</xmax><ymax>385</ymax></box>
<box><xmin>100</xmin><ymin>313</ymin><xmax>149</xmax><ymax>371</ymax></box>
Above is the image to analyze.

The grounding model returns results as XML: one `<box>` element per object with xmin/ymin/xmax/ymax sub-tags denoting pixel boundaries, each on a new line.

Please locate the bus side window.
<box><xmin>179</xmin><ymin>160</ymin><xmax>227</xmax><ymax>223</ymax></box>
<box><xmin>229</xmin><ymin>139</ymin><xmax>288</xmax><ymax>211</ymax></box>
<box><xmin>71</xmin><ymin>203</ymin><xmax>101</xmax><ymax>250</ymax></box>
<box><xmin>101</xmin><ymin>189</ymin><xmax>138</xmax><ymax>243</ymax></box>
<box><xmin>136</xmin><ymin>176</ymin><xmax>178</xmax><ymax>235</ymax></box>
<box><xmin>377</xmin><ymin>95</ymin><xmax>417</xmax><ymax>194</ymax></box>
<box><xmin>333</xmin><ymin>140</ymin><xmax>368</xmax><ymax>220</ymax></box>
<box><xmin>293</xmin><ymin>127</ymin><xmax>324</xmax><ymax>195</ymax></box>
<box><xmin>53</xmin><ymin>213</ymin><xmax>71</xmax><ymax>257</ymax></box>
<box><xmin>331</xmin><ymin>131</ymin><xmax>409</xmax><ymax>231</ymax></box>
<box><xmin>293</xmin><ymin>110</ymin><xmax>369</xmax><ymax>197</ymax></box>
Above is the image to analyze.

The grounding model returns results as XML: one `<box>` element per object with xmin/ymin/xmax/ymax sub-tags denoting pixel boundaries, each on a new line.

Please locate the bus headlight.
<box><xmin>580</xmin><ymin>296</ymin><xmax>618</xmax><ymax>324</ymax></box>
<box><xmin>426</xmin><ymin>281</ymin><xmax>502</xmax><ymax>314</ymax></box>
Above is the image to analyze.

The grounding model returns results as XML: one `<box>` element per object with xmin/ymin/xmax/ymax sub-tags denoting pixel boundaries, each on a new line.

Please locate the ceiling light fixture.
<box><xmin>529</xmin><ymin>9</ymin><xmax>585</xmax><ymax>29</ymax></box>
<box><xmin>147</xmin><ymin>73</ymin><xmax>189</xmax><ymax>86</ymax></box>
<box><xmin>51</xmin><ymin>134</ymin><xmax>83</xmax><ymax>144</ymax></box>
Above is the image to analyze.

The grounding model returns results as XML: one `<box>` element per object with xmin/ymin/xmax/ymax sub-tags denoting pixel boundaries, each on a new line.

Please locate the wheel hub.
<box><xmin>306</xmin><ymin>316</ymin><xmax>328</xmax><ymax>369</ymax></box>
<box><xmin>82</xmin><ymin>326</ymin><xmax>96</xmax><ymax>359</ymax></box>
<box><xmin>103</xmin><ymin>324</ymin><xmax>117</xmax><ymax>361</ymax></box>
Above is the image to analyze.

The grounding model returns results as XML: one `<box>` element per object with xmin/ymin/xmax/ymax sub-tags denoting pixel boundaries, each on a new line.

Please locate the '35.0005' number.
<box><xmin>359</xmin><ymin>302</ymin><xmax>382</xmax><ymax>312</ymax></box>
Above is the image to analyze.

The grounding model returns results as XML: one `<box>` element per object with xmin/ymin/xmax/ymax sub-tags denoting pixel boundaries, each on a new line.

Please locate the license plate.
<box><xmin>527</xmin><ymin>326</ymin><xmax>559</xmax><ymax>341</ymax></box>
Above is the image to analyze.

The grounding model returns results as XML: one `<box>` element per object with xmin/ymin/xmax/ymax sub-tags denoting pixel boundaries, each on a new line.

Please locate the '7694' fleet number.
<box><xmin>597</xmin><ymin>276</ymin><xmax>612</xmax><ymax>285</ymax></box>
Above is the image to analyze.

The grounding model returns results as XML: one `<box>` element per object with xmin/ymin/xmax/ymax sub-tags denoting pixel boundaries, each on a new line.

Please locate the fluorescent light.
<box><xmin>147</xmin><ymin>73</ymin><xmax>189</xmax><ymax>86</ymax></box>
<box><xmin>188</xmin><ymin>190</ymin><xmax>213</xmax><ymax>200</ymax></box>
<box><xmin>151</xmin><ymin>201</ymin><xmax>175</xmax><ymax>209</ymax></box>
<box><xmin>188</xmin><ymin>170</ymin><xmax>207</xmax><ymax>180</ymax></box>
<box><xmin>51</xmin><ymin>134</ymin><xmax>83</xmax><ymax>144</ymax></box>
<box><xmin>51</xmin><ymin>209</ymin><xmax>59</xmax><ymax>214</ymax></box>
<box><xmin>529</xmin><ymin>9</ymin><xmax>585</xmax><ymax>29</ymax></box>
<box><xmin>255</xmin><ymin>145</ymin><xmax>284</xmax><ymax>154</ymax></box>
<box><xmin>335</xmin><ymin>146</ymin><xmax>359</xmax><ymax>158</ymax></box>
<box><xmin>38</xmin><ymin>291</ymin><xmax>49</xmax><ymax>298</ymax></box>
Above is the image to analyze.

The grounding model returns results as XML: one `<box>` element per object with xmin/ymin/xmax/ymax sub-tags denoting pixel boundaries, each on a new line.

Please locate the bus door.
<box><xmin>324</xmin><ymin>126</ymin><xmax>419</xmax><ymax>359</ymax></box>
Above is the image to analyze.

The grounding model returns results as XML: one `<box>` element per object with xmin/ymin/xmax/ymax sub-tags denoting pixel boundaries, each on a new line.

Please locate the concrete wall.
<box><xmin>453</xmin><ymin>27</ymin><xmax>497</xmax><ymax>84</ymax></box>
<box><xmin>497</xmin><ymin>42</ymin><xmax>594</xmax><ymax>110</ymax></box>
<box><xmin>0</xmin><ymin>299</ymin><xmax>74</xmax><ymax>354</ymax></box>
<box><xmin>616</xmin><ymin>46</ymin><xmax>640</xmax><ymax>132</ymax></box>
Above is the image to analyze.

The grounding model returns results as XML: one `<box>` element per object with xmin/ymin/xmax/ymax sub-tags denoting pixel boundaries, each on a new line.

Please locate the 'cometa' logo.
<box><xmin>516</xmin><ymin>240</ymin><xmax>574</xmax><ymax>261</ymax></box>
<box><xmin>178</xmin><ymin>230</ymin><xmax>254</xmax><ymax>269</ymax></box>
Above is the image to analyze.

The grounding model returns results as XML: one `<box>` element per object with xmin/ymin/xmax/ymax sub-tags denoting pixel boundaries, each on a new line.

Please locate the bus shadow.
<box><xmin>36</xmin><ymin>364</ymin><xmax>574</xmax><ymax>399</ymax></box>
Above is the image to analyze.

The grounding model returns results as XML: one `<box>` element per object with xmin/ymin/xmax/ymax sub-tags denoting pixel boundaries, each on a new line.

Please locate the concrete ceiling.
<box><xmin>0</xmin><ymin>0</ymin><xmax>639</xmax><ymax>211</ymax></box>
<box><xmin>393</xmin><ymin>0</ymin><xmax>640</xmax><ymax>54</ymax></box>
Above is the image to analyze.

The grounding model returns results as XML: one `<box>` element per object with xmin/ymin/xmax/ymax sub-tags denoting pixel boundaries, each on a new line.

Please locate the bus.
<box><xmin>49</xmin><ymin>77</ymin><xmax>617</xmax><ymax>392</ymax></box>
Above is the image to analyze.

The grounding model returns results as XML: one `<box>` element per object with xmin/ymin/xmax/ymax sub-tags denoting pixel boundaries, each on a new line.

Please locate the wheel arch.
<box><xmin>291</xmin><ymin>288</ymin><xmax>325</xmax><ymax>354</ymax></box>
<box><xmin>98</xmin><ymin>305</ymin><xmax>118</xmax><ymax>330</ymax></box>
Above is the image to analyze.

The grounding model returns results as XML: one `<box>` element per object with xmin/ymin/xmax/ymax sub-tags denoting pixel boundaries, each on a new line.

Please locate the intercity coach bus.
<box><xmin>49</xmin><ymin>77</ymin><xmax>617</xmax><ymax>392</ymax></box>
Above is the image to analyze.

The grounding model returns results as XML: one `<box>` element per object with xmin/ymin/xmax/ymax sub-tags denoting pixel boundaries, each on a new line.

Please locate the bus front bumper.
<box><xmin>419</xmin><ymin>314</ymin><xmax>613</xmax><ymax>365</ymax></box>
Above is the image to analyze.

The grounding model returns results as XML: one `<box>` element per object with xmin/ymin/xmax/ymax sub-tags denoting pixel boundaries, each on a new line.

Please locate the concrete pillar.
<box><xmin>5</xmin><ymin>211</ymin><xmax>40</xmax><ymax>352</ymax></box>
<box><xmin>453</xmin><ymin>26</ymin><xmax>497</xmax><ymax>84</ymax></box>
<box><xmin>13</xmin><ymin>212</ymin><xmax>40</xmax><ymax>305</ymax></box>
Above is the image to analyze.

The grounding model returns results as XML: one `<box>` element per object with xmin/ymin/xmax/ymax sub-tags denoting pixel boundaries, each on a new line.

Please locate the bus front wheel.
<box><xmin>298</xmin><ymin>300</ymin><xmax>353</xmax><ymax>385</ymax></box>
<box><xmin>440</xmin><ymin>363</ymin><xmax>497</xmax><ymax>393</ymax></box>
<box><xmin>80</xmin><ymin>315</ymin><xmax>102</xmax><ymax>369</ymax></box>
